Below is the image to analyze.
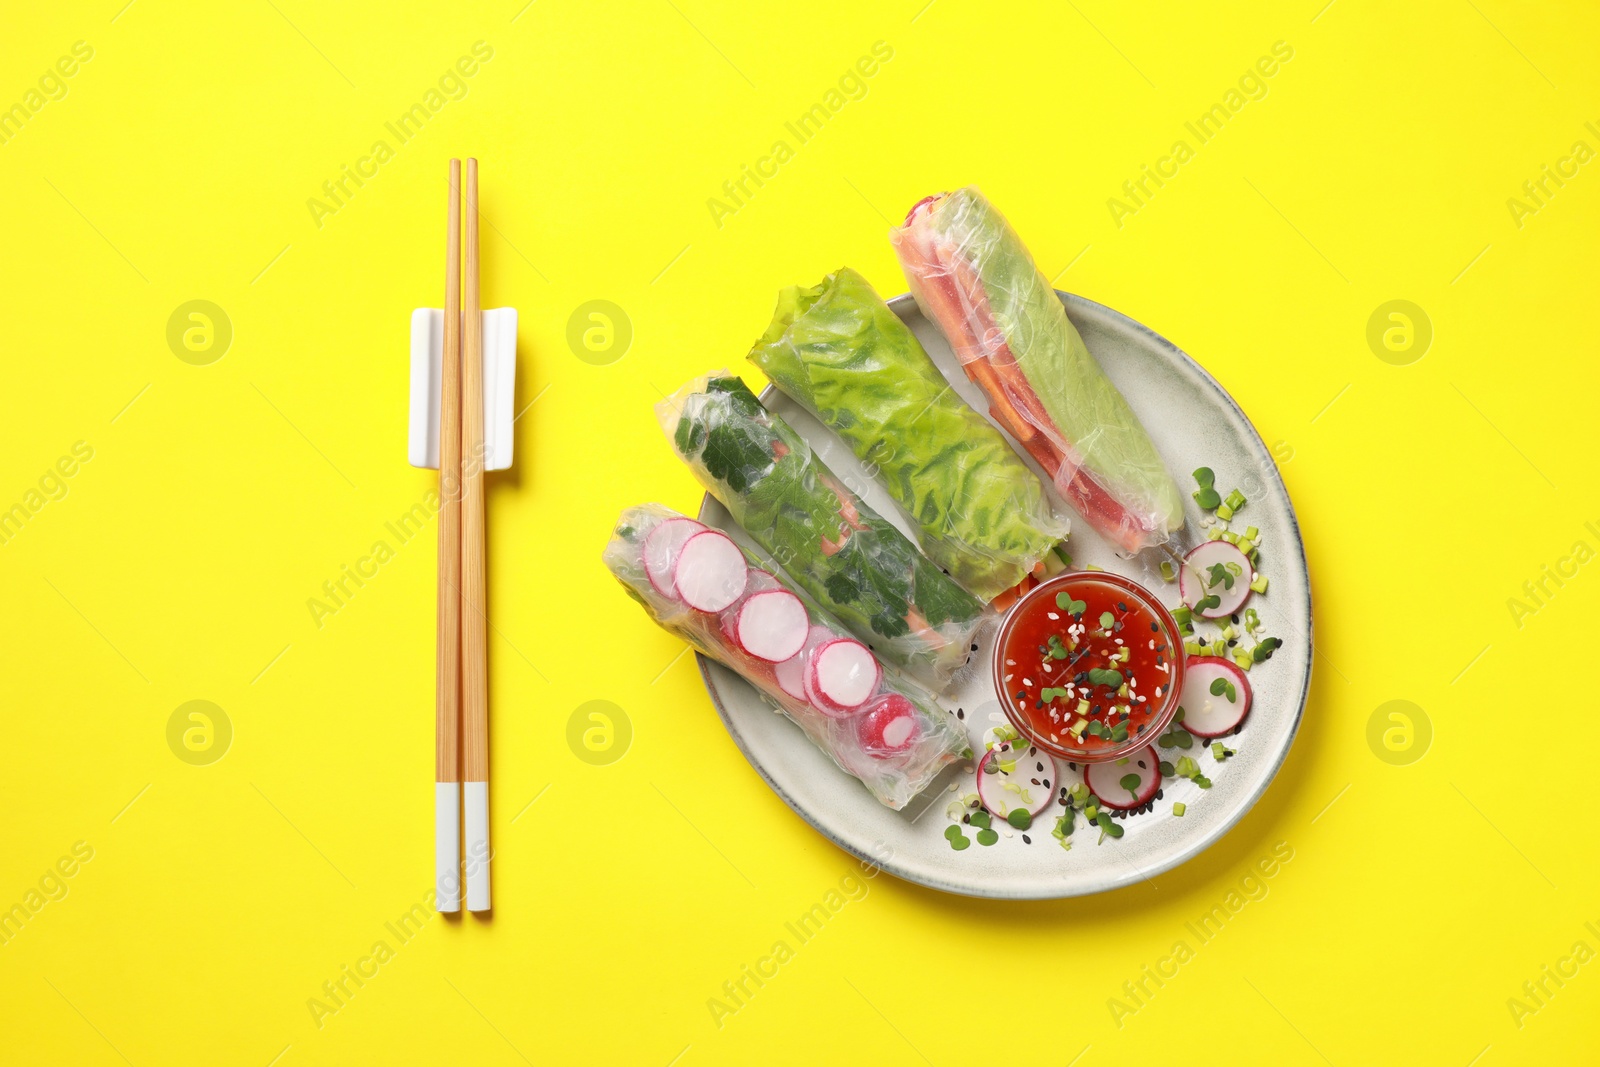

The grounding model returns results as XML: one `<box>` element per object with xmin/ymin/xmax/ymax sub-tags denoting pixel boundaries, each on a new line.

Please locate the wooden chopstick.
<box><xmin>436</xmin><ymin>159</ymin><xmax>464</xmax><ymax>914</ymax></box>
<box><xmin>460</xmin><ymin>158</ymin><xmax>491</xmax><ymax>913</ymax></box>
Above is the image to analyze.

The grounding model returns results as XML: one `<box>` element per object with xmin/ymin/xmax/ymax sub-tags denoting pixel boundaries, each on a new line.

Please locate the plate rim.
<box><xmin>695</xmin><ymin>290</ymin><xmax>1313</xmax><ymax>899</ymax></box>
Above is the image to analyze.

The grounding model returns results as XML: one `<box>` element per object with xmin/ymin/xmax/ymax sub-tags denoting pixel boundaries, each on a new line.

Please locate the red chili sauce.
<box><xmin>994</xmin><ymin>572</ymin><xmax>1182</xmax><ymax>762</ymax></box>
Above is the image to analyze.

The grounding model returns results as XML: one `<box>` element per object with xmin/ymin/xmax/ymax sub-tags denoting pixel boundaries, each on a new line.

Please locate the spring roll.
<box><xmin>605</xmin><ymin>504</ymin><xmax>969</xmax><ymax>810</ymax></box>
<box><xmin>890</xmin><ymin>188</ymin><xmax>1184</xmax><ymax>554</ymax></box>
<box><xmin>747</xmin><ymin>267</ymin><xmax>1067</xmax><ymax>603</ymax></box>
<box><xmin>658</xmin><ymin>373</ymin><xmax>987</xmax><ymax>690</ymax></box>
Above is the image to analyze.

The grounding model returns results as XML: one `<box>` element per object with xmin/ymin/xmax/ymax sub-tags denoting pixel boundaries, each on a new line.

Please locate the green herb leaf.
<box><xmin>1098</xmin><ymin>611</ymin><xmax>1115</xmax><ymax>630</ymax></box>
<box><xmin>1206</xmin><ymin>562</ymin><xmax>1235</xmax><ymax>590</ymax></box>
<box><xmin>1192</xmin><ymin>467</ymin><xmax>1215</xmax><ymax>489</ymax></box>
<box><xmin>976</xmin><ymin>828</ymin><xmax>999</xmax><ymax>846</ymax></box>
<box><xmin>1006</xmin><ymin>808</ymin><xmax>1032</xmax><ymax>830</ymax></box>
<box><xmin>1194</xmin><ymin>486</ymin><xmax>1222</xmax><ymax>510</ymax></box>
<box><xmin>1119</xmin><ymin>773</ymin><xmax>1141</xmax><ymax>795</ymax></box>
<box><xmin>1087</xmin><ymin>668</ymin><xmax>1124</xmax><ymax>688</ymax></box>
<box><xmin>1251</xmin><ymin>637</ymin><xmax>1282</xmax><ymax>663</ymax></box>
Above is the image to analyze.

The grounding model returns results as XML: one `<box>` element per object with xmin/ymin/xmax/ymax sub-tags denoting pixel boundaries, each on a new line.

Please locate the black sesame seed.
<box><xmin>1151</xmin><ymin>622</ymin><xmax>1160</xmax><ymax>631</ymax></box>
<box><xmin>1022</xmin><ymin>834</ymin><xmax>1032</xmax><ymax>844</ymax></box>
<box><xmin>970</xmin><ymin>643</ymin><xmax>978</xmax><ymax>652</ymax></box>
<box><xmin>957</xmin><ymin>708</ymin><xmax>965</xmax><ymax>720</ymax></box>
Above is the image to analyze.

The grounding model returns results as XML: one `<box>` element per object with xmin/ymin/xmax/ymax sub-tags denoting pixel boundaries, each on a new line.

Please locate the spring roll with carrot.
<box><xmin>890</xmin><ymin>188</ymin><xmax>1183</xmax><ymax>554</ymax></box>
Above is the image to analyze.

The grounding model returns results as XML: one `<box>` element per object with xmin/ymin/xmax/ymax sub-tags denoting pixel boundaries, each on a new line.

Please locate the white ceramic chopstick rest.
<box><xmin>409</xmin><ymin>307</ymin><xmax>518</xmax><ymax>473</ymax></box>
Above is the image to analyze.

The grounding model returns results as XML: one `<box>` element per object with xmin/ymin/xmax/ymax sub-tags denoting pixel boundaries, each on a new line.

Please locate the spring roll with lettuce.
<box><xmin>659</xmin><ymin>372</ymin><xmax>986</xmax><ymax>690</ymax></box>
<box><xmin>747</xmin><ymin>267</ymin><xmax>1066</xmax><ymax>603</ymax></box>
<box><xmin>890</xmin><ymin>188</ymin><xmax>1183</xmax><ymax>555</ymax></box>
<box><xmin>604</xmin><ymin>504</ymin><xmax>969</xmax><ymax>810</ymax></box>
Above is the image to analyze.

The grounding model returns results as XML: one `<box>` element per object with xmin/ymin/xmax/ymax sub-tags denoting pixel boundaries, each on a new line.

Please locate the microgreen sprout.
<box><xmin>1208</xmin><ymin>676</ymin><xmax>1238</xmax><ymax>702</ymax></box>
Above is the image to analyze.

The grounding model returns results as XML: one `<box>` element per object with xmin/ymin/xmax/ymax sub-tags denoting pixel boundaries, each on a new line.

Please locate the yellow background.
<box><xmin>3</xmin><ymin>1</ymin><xmax>1597</xmax><ymax>1063</ymax></box>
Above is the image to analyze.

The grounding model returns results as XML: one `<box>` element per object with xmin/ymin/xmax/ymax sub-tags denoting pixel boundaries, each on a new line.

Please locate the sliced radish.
<box><xmin>674</xmin><ymin>530</ymin><xmax>747</xmax><ymax>613</ymax></box>
<box><xmin>806</xmin><ymin>638</ymin><xmax>880</xmax><ymax>715</ymax></box>
<box><xmin>1085</xmin><ymin>746</ymin><xmax>1161</xmax><ymax>810</ymax></box>
<box><xmin>1178</xmin><ymin>656</ymin><xmax>1252</xmax><ymax>738</ymax></box>
<box><xmin>735</xmin><ymin>590</ymin><xmax>808</xmax><ymax>663</ymax></box>
<box><xmin>1178</xmin><ymin>540</ymin><xmax>1253</xmax><ymax>619</ymax></box>
<box><xmin>643</xmin><ymin>518</ymin><xmax>704</xmax><ymax>597</ymax></box>
<box><xmin>775</xmin><ymin>625</ymin><xmax>832</xmax><ymax>701</ymax></box>
<box><xmin>856</xmin><ymin>693</ymin><xmax>921</xmax><ymax>758</ymax></box>
<box><xmin>976</xmin><ymin>741</ymin><xmax>1058</xmax><ymax>818</ymax></box>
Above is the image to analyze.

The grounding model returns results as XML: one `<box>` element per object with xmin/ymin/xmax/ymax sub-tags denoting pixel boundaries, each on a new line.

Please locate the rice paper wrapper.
<box><xmin>746</xmin><ymin>267</ymin><xmax>1067</xmax><ymax>602</ymax></box>
<box><xmin>657</xmin><ymin>372</ymin><xmax>988</xmax><ymax>691</ymax></box>
<box><xmin>891</xmin><ymin>187</ymin><xmax>1184</xmax><ymax>555</ymax></box>
<box><xmin>604</xmin><ymin>504</ymin><xmax>969</xmax><ymax>810</ymax></box>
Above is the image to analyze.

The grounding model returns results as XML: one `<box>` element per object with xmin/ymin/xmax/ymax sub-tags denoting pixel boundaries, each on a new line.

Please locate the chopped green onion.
<box><xmin>1215</xmin><ymin>503</ymin><xmax>1234</xmax><ymax>521</ymax></box>
<box><xmin>1173</xmin><ymin>802</ymin><xmax>1186</xmax><ymax>817</ymax></box>
<box><xmin>1225</xmin><ymin>489</ymin><xmax>1247</xmax><ymax>511</ymax></box>
<box><xmin>1244</xmin><ymin>526</ymin><xmax>1259</xmax><ymax>541</ymax></box>
<box><xmin>1249</xmin><ymin>573</ymin><xmax>1268</xmax><ymax>594</ymax></box>
<box><xmin>1159</xmin><ymin>560</ymin><xmax>1176</xmax><ymax>582</ymax></box>
<box><xmin>1172</xmin><ymin>605</ymin><xmax>1193</xmax><ymax>627</ymax></box>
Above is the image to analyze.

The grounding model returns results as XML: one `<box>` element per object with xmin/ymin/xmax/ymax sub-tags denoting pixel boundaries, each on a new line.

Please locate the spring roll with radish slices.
<box><xmin>658</xmin><ymin>373</ymin><xmax>987</xmax><ymax>690</ymax></box>
<box><xmin>605</xmin><ymin>504</ymin><xmax>969</xmax><ymax>810</ymax></box>
<box><xmin>748</xmin><ymin>267</ymin><xmax>1067</xmax><ymax>603</ymax></box>
<box><xmin>890</xmin><ymin>188</ymin><xmax>1184</xmax><ymax>555</ymax></box>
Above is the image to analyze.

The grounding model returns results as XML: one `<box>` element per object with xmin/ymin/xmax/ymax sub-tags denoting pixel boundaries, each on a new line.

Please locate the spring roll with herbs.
<box><xmin>747</xmin><ymin>267</ymin><xmax>1067</xmax><ymax>602</ymax></box>
<box><xmin>659</xmin><ymin>372</ymin><xmax>987</xmax><ymax>690</ymax></box>
<box><xmin>605</xmin><ymin>504</ymin><xmax>969</xmax><ymax>810</ymax></box>
<box><xmin>890</xmin><ymin>188</ymin><xmax>1183</xmax><ymax>555</ymax></box>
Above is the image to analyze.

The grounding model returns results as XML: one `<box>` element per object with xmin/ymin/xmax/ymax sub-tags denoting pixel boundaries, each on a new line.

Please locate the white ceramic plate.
<box><xmin>696</xmin><ymin>292</ymin><xmax>1312</xmax><ymax>899</ymax></box>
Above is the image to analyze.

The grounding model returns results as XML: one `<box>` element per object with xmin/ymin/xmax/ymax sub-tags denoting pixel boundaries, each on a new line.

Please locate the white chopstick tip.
<box><xmin>436</xmin><ymin>781</ymin><xmax>462</xmax><ymax>913</ymax></box>
<box><xmin>464</xmin><ymin>781</ymin><xmax>490</xmax><ymax>912</ymax></box>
